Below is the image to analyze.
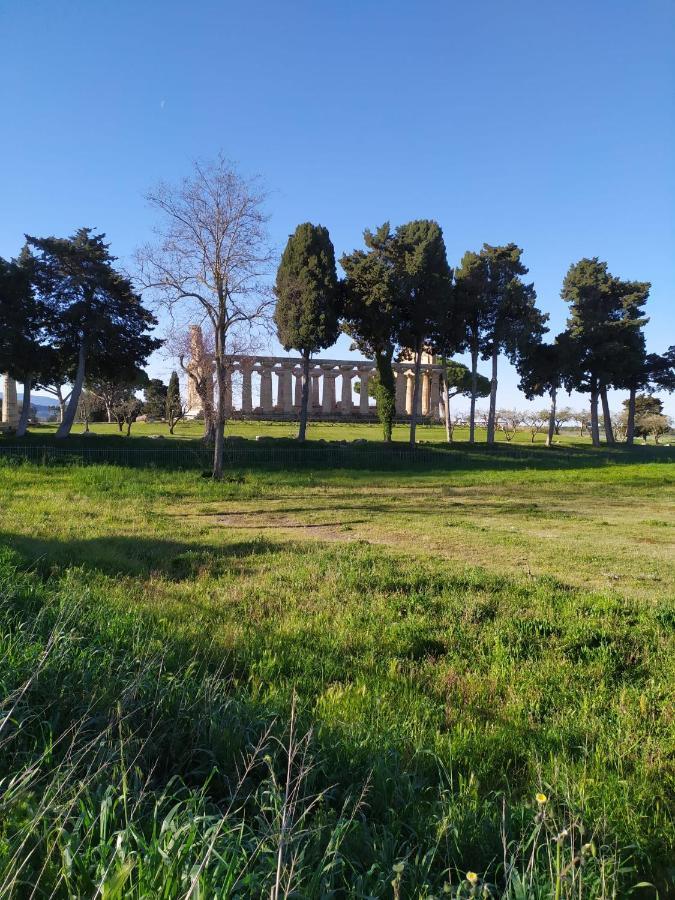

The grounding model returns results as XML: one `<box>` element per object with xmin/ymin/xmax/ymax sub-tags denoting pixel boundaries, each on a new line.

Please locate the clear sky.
<box><xmin>1</xmin><ymin>0</ymin><xmax>673</xmax><ymax>414</ymax></box>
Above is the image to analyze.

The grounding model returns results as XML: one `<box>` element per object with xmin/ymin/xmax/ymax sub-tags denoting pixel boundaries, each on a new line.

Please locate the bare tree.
<box><xmin>523</xmin><ymin>409</ymin><xmax>548</xmax><ymax>443</ymax></box>
<box><xmin>496</xmin><ymin>409</ymin><xmax>522</xmax><ymax>442</ymax></box>
<box><xmin>137</xmin><ymin>156</ymin><xmax>273</xmax><ymax>478</ymax></box>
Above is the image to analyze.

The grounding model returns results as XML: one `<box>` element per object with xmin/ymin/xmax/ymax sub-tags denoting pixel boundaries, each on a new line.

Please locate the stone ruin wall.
<box><xmin>184</xmin><ymin>325</ymin><xmax>444</xmax><ymax>421</ymax></box>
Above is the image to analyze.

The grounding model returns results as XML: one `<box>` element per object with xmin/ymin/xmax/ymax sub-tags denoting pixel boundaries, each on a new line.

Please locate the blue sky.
<box><xmin>1</xmin><ymin>0</ymin><xmax>673</xmax><ymax>414</ymax></box>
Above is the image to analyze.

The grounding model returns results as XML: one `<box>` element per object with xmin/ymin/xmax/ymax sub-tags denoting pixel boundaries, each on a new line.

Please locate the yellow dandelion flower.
<box><xmin>536</xmin><ymin>792</ymin><xmax>548</xmax><ymax>804</ymax></box>
<box><xmin>466</xmin><ymin>871</ymin><xmax>479</xmax><ymax>884</ymax></box>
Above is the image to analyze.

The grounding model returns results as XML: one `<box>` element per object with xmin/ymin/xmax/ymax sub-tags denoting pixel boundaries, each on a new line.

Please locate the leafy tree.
<box><xmin>478</xmin><ymin>244</ymin><xmax>547</xmax><ymax>444</ymax></box>
<box><xmin>144</xmin><ymin>378</ymin><xmax>168</xmax><ymax>419</ymax></box>
<box><xmin>453</xmin><ymin>251</ymin><xmax>491</xmax><ymax>442</ymax></box>
<box><xmin>342</xmin><ymin>224</ymin><xmax>400</xmax><ymax>441</ymax></box>
<box><xmin>517</xmin><ymin>335</ymin><xmax>569</xmax><ymax>446</ymax></box>
<box><xmin>27</xmin><ymin>228</ymin><xmax>160</xmax><ymax>438</ymax></box>
<box><xmin>639</xmin><ymin>413</ymin><xmax>671</xmax><ymax>443</ymax></box>
<box><xmin>114</xmin><ymin>392</ymin><xmax>144</xmax><ymax>436</ymax></box>
<box><xmin>0</xmin><ymin>249</ymin><xmax>47</xmax><ymax>436</ymax></box>
<box><xmin>76</xmin><ymin>390</ymin><xmax>104</xmax><ymax>432</ymax></box>
<box><xmin>561</xmin><ymin>259</ymin><xmax>648</xmax><ymax>447</ymax></box>
<box><xmin>165</xmin><ymin>370</ymin><xmax>185</xmax><ymax>434</ymax></box>
<box><xmin>88</xmin><ymin>365</ymin><xmax>149</xmax><ymax>425</ymax></box>
<box><xmin>274</xmin><ymin>223</ymin><xmax>340</xmax><ymax>442</ymax></box>
<box><xmin>609</xmin><ymin>278</ymin><xmax>650</xmax><ymax>445</ymax></box>
<box><xmin>439</xmin><ymin>360</ymin><xmax>490</xmax><ymax>442</ymax></box>
<box><xmin>393</xmin><ymin>220</ymin><xmax>452</xmax><ymax>446</ymax></box>
<box><xmin>647</xmin><ymin>346</ymin><xmax>675</xmax><ymax>394</ymax></box>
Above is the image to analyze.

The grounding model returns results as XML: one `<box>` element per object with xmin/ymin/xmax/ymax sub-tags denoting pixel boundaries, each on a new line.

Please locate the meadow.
<box><xmin>0</xmin><ymin>425</ymin><xmax>673</xmax><ymax>897</ymax></box>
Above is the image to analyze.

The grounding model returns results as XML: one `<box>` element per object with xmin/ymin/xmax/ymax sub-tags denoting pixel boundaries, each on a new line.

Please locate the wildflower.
<box><xmin>466</xmin><ymin>871</ymin><xmax>479</xmax><ymax>885</ymax></box>
<box><xmin>536</xmin><ymin>792</ymin><xmax>547</xmax><ymax>804</ymax></box>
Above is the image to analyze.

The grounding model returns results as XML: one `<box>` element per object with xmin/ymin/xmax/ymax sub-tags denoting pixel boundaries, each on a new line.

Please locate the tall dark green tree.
<box><xmin>27</xmin><ymin>228</ymin><xmax>161</xmax><ymax>438</ymax></box>
<box><xmin>341</xmin><ymin>224</ymin><xmax>400</xmax><ymax>441</ymax></box>
<box><xmin>0</xmin><ymin>249</ymin><xmax>47</xmax><ymax>436</ymax></box>
<box><xmin>274</xmin><ymin>223</ymin><xmax>340</xmax><ymax>441</ymax></box>
<box><xmin>453</xmin><ymin>251</ymin><xmax>491</xmax><ymax>443</ymax></box>
<box><xmin>479</xmin><ymin>243</ymin><xmax>547</xmax><ymax>444</ymax></box>
<box><xmin>517</xmin><ymin>334</ymin><xmax>569</xmax><ymax>447</ymax></box>
<box><xmin>393</xmin><ymin>220</ymin><xmax>452</xmax><ymax>446</ymax></box>
<box><xmin>165</xmin><ymin>370</ymin><xmax>185</xmax><ymax>434</ymax></box>
<box><xmin>561</xmin><ymin>259</ymin><xmax>647</xmax><ymax>447</ymax></box>
<box><xmin>143</xmin><ymin>378</ymin><xmax>168</xmax><ymax>419</ymax></box>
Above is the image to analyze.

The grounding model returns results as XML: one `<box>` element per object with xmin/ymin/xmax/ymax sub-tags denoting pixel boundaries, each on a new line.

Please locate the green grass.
<box><xmin>0</xmin><ymin>438</ymin><xmax>673</xmax><ymax>897</ymax></box>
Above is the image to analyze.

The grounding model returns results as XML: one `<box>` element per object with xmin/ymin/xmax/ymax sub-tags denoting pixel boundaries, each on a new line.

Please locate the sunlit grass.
<box><xmin>0</xmin><ymin>448</ymin><xmax>672</xmax><ymax>896</ymax></box>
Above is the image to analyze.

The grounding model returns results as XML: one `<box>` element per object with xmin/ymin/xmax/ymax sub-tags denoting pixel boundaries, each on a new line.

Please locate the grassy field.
<box><xmin>4</xmin><ymin>417</ymin><xmax>641</xmax><ymax>445</ymax></box>
<box><xmin>0</xmin><ymin>428</ymin><xmax>673</xmax><ymax>897</ymax></box>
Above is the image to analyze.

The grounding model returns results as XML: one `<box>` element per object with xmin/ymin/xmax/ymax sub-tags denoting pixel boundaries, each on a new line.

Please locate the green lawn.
<box><xmin>0</xmin><ymin>434</ymin><xmax>673</xmax><ymax>897</ymax></box>
<box><xmin>6</xmin><ymin>417</ymin><xmax>611</xmax><ymax>445</ymax></box>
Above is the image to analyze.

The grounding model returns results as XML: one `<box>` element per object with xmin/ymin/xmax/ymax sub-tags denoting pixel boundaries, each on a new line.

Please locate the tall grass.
<box><xmin>0</xmin><ymin>546</ymin><xmax>666</xmax><ymax>897</ymax></box>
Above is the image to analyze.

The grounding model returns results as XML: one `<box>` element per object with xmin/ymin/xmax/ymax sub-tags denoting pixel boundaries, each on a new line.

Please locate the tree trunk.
<box><xmin>56</xmin><ymin>344</ymin><xmax>86</xmax><ymax>438</ymax></box>
<box><xmin>106</xmin><ymin>403</ymin><xmax>113</xmax><ymax>423</ymax></box>
<box><xmin>626</xmin><ymin>385</ymin><xmax>636</xmax><ymax>446</ymax></box>
<box><xmin>546</xmin><ymin>386</ymin><xmax>557</xmax><ymax>447</ymax></box>
<box><xmin>469</xmin><ymin>346</ymin><xmax>478</xmax><ymax>444</ymax></box>
<box><xmin>213</xmin><ymin>360</ymin><xmax>226</xmax><ymax>480</ymax></box>
<box><xmin>600</xmin><ymin>385</ymin><xmax>614</xmax><ymax>444</ymax></box>
<box><xmin>408</xmin><ymin>340</ymin><xmax>423</xmax><ymax>447</ymax></box>
<box><xmin>486</xmin><ymin>345</ymin><xmax>499</xmax><ymax>444</ymax></box>
<box><xmin>375</xmin><ymin>350</ymin><xmax>395</xmax><ymax>442</ymax></box>
<box><xmin>16</xmin><ymin>377</ymin><xmax>32</xmax><ymax>437</ymax></box>
<box><xmin>56</xmin><ymin>387</ymin><xmax>66</xmax><ymax>424</ymax></box>
<box><xmin>589</xmin><ymin>382</ymin><xmax>600</xmax><ymax>448</ymax></box>
<box><xmin>298</xmin><ymin>350</ymin><xmax>311</xmax><ymax>442</ymax></box>
<box><xmin>443</xmin><ymin>373</ymin><xmax>452</xmax><ymax>444</ymax></box>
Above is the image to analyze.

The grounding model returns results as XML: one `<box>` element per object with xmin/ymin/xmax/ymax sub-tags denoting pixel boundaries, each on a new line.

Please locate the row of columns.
<box><xmin>215</xmin><ymin>359</ymin><xmax>442</xmax><ymax>419</ymax></box>
<box><xmin>1</xmin><ymin>374</ymin><xmax>19</xmax><ymax>428</ymax></box>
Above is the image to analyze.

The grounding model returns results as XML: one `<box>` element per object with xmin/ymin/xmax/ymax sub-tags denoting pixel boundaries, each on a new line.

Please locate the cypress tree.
<box><xmin>274</xmin><ymin>224</ymin><xmax>340</xmax><ymax>441</ymax></box>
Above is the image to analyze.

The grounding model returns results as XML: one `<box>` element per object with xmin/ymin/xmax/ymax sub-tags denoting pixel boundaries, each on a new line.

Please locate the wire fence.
<box><xmin>0</xmin><ymin>440</ymin><xmax>664</xmax><ymax>473</ymax></box>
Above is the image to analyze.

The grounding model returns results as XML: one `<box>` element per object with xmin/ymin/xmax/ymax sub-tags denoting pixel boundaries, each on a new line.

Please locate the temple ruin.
<box><xmin>185</xmin><ymin>325</ymin><xmax>444</xmax><ymax>421</ymax></box>
<box><xmin>0</xmin><ymin>374</ymin><xmax>19</xmax><ymax>431</ymax></box>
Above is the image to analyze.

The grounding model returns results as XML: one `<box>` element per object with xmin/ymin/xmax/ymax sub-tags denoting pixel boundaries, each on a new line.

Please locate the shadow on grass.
<box><xmin>0</xmin><ymin>531</ymin><xmax>290</xmax><ymax>580</ymax></box>
<box><xmin>1</xmin><ymin>431</ymin><xmax>673</xmax><ymax>475</ymax></box>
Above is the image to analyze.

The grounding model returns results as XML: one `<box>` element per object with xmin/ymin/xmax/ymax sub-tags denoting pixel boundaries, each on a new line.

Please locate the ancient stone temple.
<box><xmin>184</xmin><ymin>326</ymin><xmax>444</xmax><ymax>421</ymax></box>
<box><xmin>0</xmin><ymin>373</ymin><xmax>19</xmax><ymax>430</ymax></box>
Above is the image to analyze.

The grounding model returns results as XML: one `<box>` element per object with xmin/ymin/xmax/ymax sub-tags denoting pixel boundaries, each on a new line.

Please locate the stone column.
<box><xmin>422</xmin><ymin>371</ymin><xmax>431</xmax><ymax>416</ymax></box>
<box><xmin>321</xmin><ymin>367</ymin><xmax>337</xmax><ymax>414</ymax></box>
<box><xmin>2</xmin><ymin>374</ymin><xmax>18</xmax><ymax>427</ymax></box>
<box><xmin>281</xmin><ymin>362</ymin><xmax>294</xmax><ymax>414</ymax></box>
<box><xmin>358</xmin><ymin>368</ymin><xmax>371</xmax><ymax>415</ymax></box>
<box><xmin>340</xmin><ymin>366</ymin><xmax>354</xmax><ymax>416</ymax></box>
<box><xmin>294</xmin><ymin>370</ymin><xmax>303</xmax><ymax>409</ymax></box>
<box><xmin>405</xmin><ymin>372</ymin><xmax>414</xmax><ymax>415</ymax></box>
<box><xmin>310</xmin><ymin>370</ymin><xmax>321</xmax><ymax>409</ymax></box>
<box><xmin>223</xmin><ymin>368</ymin><xmax>233</xmax><ymax>415</ymax></box>
<box><xmin>240</xmin><ymin>361</ymin><xmax>253</xmax><ymax>415</ymax></box>
<box><xmin>274</xmin><ymin>367</ymin><xmax>286</xmax><ymax>412</ymax></box>
<box><xmin>259</xmin><ymin>365</ymin><xmax>273</xmax><ymax>413</ymax></box>
<box><xmin>395</xmin><ymin>370</ymin><xmax>406</xmax><ymax>415</ymax></box>
<box><xmin>430</xmin><ymin>369</ymin><xmax>441</xmax><ymax>421</ymax></box>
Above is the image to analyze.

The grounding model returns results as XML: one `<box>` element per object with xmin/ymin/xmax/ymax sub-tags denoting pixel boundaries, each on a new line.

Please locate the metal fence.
<box><xmin>0</xmin><ymin>441</ymin><xmax>665</xmax><ymax>472</ymax></box>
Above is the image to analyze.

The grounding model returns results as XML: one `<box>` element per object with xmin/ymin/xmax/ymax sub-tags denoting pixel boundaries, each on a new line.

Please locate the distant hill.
<box><xmin>0</xmin><ymin>393</ymin><xmax>59</xmax><ymax>421</ymax></box>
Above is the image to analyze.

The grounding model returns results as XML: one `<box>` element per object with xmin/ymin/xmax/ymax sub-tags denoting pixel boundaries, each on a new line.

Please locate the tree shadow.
<box><xmin>0</xmin><ymin>531</ymin><xmax>292</xmax><ymax>581</ymax></box>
